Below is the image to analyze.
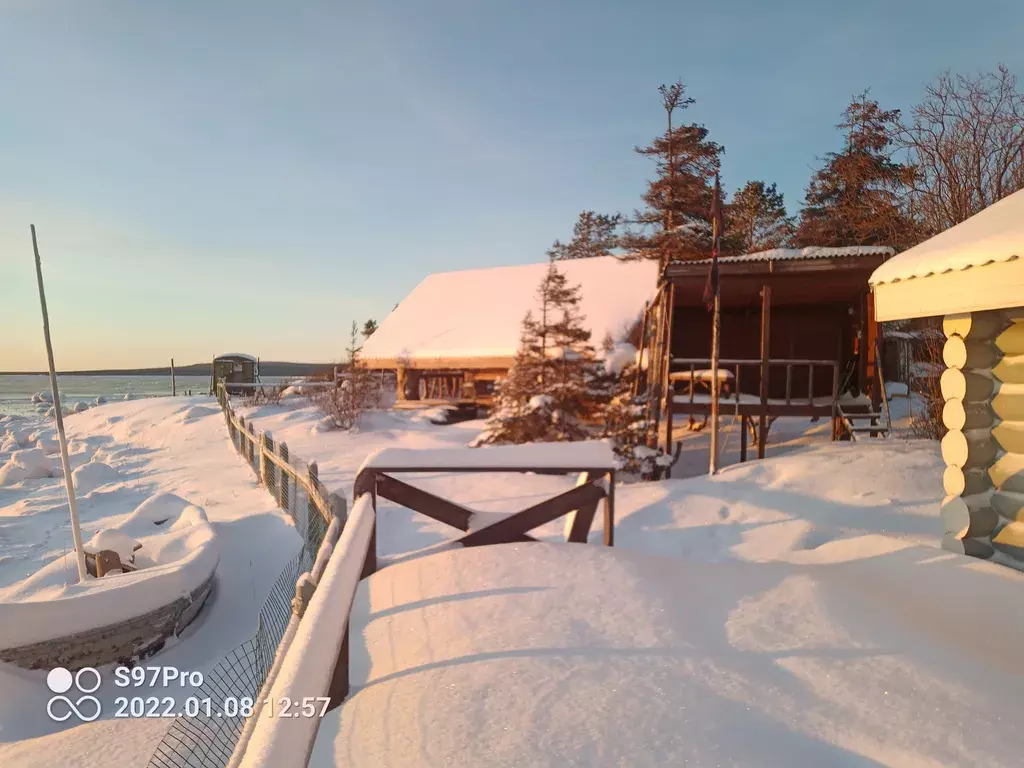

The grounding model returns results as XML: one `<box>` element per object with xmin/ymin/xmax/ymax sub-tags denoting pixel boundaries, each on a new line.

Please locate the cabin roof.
<box><xmin>870</xmin><ymin>190</ymin><xmax>1024</xmax><ymax>320</ymax></box>
<box><xmin>669</xmin><ymin>245</ymin><xmax>893</xmax><ymax>270</ymax></box>
<box><xmin>360</xmin><ymin>256</ymin><xmax>658</xmax><ymax>367</ymax></box>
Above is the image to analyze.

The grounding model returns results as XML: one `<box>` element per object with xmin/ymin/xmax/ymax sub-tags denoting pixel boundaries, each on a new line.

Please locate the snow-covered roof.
<box><xmin>360</xmin><ymin>257</ymin><xmax>658</xmax><ymax>365</ymax></box>
<box><xmin>215</xmin><ymin>353</ymin><xmax>257</xmax><ymax>362</ymax></box>
<box><xmin>871</xmin><ymin>190</ymin><xmax>1024</xmax><ymax>285</ymax></box>
<box><xmin>681</xmin><ymin>245</ymin><xmax>893</xmax><ymax>267</ymax></box>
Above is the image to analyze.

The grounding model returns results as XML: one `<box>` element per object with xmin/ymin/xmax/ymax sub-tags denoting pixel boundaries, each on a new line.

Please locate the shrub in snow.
<box><xmin>312</xmin><ymin>322</ymin><xmax>383</xmax><ymax>431</ymax></box>
<box><xmin>475</xmin><ymin>262</ymin><xmax>603</xmax><ymax>446</ymax></box>
<box><xmin>94</xmin><ymin>395</ymin><xmax>107</xmax><ymax>405</ymax></box>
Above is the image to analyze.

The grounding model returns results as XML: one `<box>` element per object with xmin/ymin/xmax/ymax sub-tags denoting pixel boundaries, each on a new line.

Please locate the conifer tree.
<box><xmin>622</xmin><ymin>81</ymin><xmax>724</xmax><ymax>267</ymax></box>
<box><xmin>474</xmin><ymin>262</ymin><xmax>599</xmax><ymax>445</ymax></box>
<box><xmin>795</xmin><ymin>93</ymin><xmax>915</xmax><ymax>249</ymax></box>
<box><xmin>548</xmin><ymin>211</ymin><xmax>622</xmax><ymax>260</ymax></box>
<box><xmin>725</xmin><ymin>181</ymin><xmax>794</xmax><ymax>253</ymax></box>
<box><xmin>362</xmin><ymin>319</ymin><xmax>378</xmax><ymax>337</ymax></box>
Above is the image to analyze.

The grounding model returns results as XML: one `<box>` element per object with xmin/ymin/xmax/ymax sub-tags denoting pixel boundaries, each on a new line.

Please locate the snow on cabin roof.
<box><xmin>871</xmin><ymin>189</ymin><xmax>1024</xmax><ymax>285</ymax></box>
<box><xmin>215</xmin><ymin>353</ymin><xmax>257</xmax><ymax>362</ymax></box>
<box><xmin>360</xmin><ymin>256</ymin><xmax>658</xmax><ymax>363</ymax></box>
<box><xmin>678</xmin><ymin>245</ymin><xmax>893</xmax><ymax>267</ymax></box>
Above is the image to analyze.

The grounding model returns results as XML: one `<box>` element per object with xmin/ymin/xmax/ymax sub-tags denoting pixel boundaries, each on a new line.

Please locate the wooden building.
<box><xmin>210</xmin><ymin>353</ymin><xmax>258</xmax><ymax>396</ymax></box>
<box><xmin>641</xmin><ymin>246</ymin><xmax>895</xmax><ymax>460</ymax></box>
<box><xmin>870</xmin><ymin>189</ymin><xmax>1024</xmax><ymax>569</ymax></box>
<box><xmin>360</xmin><ymin>256</ymin><xmax>659</xmax><ymax>404</ymax></box>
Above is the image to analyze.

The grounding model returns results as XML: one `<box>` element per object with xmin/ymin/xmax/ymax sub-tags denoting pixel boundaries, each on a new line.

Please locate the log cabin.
<box><xmin>870</xmin><ymin>188</ymin><xmax>1024</xmax><ymax>570</ymax></box>
<box><xmin>360</xmin><ymin>256</ymin><xmax>660</xmax><ymax>404</ymax></box>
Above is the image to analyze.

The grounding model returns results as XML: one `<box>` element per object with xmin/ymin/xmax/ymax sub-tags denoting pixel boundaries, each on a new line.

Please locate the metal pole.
<box><xmin>31</xmin><ymin>225</ymin><xmax>88</xmax><ymax>582</ymax></box>
<box><xmin>171</xmin><ymin>358</ymin><xmax>176</xmax><ymax>396</ymax></box>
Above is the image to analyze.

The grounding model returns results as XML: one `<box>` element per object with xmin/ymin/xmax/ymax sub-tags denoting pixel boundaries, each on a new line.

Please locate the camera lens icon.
<box><xmin>46</xmin><ymin>667</ymin><xmax>102</xmax><ymax>722</ymax></box>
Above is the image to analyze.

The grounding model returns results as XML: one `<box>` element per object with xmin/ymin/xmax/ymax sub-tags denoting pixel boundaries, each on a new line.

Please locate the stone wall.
<box><xmin>0</xmin><ymin>574</ymin><xmax>215</xmax><ymax>671</ymax></box>
<box><xmin>940</xmin><ymin>307</ymin><xmax>1024</xmax><ymax>568</ymax></box>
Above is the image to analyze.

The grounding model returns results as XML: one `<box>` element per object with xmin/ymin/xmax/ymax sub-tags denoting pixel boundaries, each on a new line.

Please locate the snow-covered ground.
<box><xmin>2</xmin><ymin>392</ymin><xmax>1015</xmax><ymax>767</ymax></box>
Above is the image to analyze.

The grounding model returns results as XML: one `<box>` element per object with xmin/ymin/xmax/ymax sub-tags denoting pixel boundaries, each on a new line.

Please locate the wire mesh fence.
<box><xmin>148</xmin><ymin>389</ymin><xmax>339</xmax><ymax>768</ymax></box>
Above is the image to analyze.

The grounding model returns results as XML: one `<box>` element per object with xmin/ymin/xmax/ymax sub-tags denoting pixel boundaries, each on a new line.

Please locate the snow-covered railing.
<box><xmin>236</xmin><ymin>493</ymin><xmax>376</xmax><ymax>768</ymax></box>
<box><xmin>215</xmin><ymin>382</ymin><xmax>342</xmax><ymax>527</ymax></box>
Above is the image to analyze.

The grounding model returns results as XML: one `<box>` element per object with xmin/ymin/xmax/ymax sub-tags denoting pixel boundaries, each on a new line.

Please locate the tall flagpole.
<box><xmin>32</xmin><ymin>225</ymin><xmax>88</xmax><ymax>582</ymax></box>
<box><xmin>709</xmin><ymin>174</ymin><xmax>722</xmax><ymax>475</ymax></box>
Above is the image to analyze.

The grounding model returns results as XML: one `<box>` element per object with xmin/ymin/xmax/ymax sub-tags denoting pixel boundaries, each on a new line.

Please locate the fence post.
<box><xmin>279</xmin><ymin>442</ymin><xmax>290</xmax><ymax>511</ymax></box>
<box><xmin>308</xmin><ymin>462</ymin><xmax>320</xmax><ymax>526</ymax></box>
<box><xmin>238</xmin><ymin>415</ymin><xmax>246</xmax><ymax>456</ymax></box>
<box><xmin>261</xmin><ymin>432</ymin><xmax>273</xmax><ymax>489</ymax></box>
<box><xmin>248</xmin><ymin>422</ymin><xmax>256</xmax><ymax>468</ymax></box>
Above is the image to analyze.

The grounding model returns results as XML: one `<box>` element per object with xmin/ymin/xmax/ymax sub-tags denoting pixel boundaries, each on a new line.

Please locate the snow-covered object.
<box><xmin>358</xmin><ymin>441</ymin><xmax>617</xmax><ymax>475</ymax></box>
<box><xmin>604</xmin><ymin>342</ymin><xmax>637</xmax><ymax>376</ymax></box>
<box><xmin>72</xmin><ymin>461</ymin><xmax>121</xmax><ymax>494</ymax></box>
<box><xmin>31</xmin><ymin>391</ymin><xmax>52</xmax><ymax>404</ymax></box>
<box><xmin>0</xmin><ymin>503</ymin><xmax>219</xmax><ymax>649</ymax></box>
<box><xmin>0</xmin><ymin>449</ymin><xmax>59</xmax><ymax>486</ymax></box>
<box><xmin>239</xmin><ymin>493</ymin><xmax>375</xmax><ymax>768</ymax></box>
<box><xmin>124</xmin><ymin>393</ymin><xmax>134</xmax><ymax>401</ymax></box>
<box><xmin>872</xmin><ymin>189</ymin><xmax>1024</xmax><ymax>285</ymax></box>
<box><xmin>84</xmin><ymin>529</ymin><xmax>141</xmax><ymax>564</ymax></box>
<box><xmin>72</xmin><ymin>401</ymin><xmax>89</xmax><ymax>414</ymax></box>
<box><xmin>307</xmin><ymin>537</ymin><xmax>1024</xmax><ymax>767</ymax></box>
<box><xmin>217</xmin><ymin>352</ymin><xmax>258</xmax><ymax>362</ymax></box>
<box><xmin>359</xmin><ymin>256</ymin><xmax>657</xmax><ymax>364</ymax></box>
<box><xmin>684</xmin><ymin>245</ymin><xmax>893</xmax><ymax>266</ymax></box>
<box><xmin>527</xmin><ymin>394</ymin><xmax>553</xmax><ymax>412</ymax></box>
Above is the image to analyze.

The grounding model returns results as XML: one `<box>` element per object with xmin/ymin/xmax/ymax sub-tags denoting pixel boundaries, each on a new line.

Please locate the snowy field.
<box><xmin>2</xmin><ymin>393</ymin><xmax>1022</xmax><ymax>766</ymax></box>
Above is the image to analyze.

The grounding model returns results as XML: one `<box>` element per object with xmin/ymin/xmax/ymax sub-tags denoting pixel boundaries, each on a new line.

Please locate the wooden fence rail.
<box><xmin>216</xmin><ymin>383</ymin><xmax>343</xmax><ymax>527</ymax></box>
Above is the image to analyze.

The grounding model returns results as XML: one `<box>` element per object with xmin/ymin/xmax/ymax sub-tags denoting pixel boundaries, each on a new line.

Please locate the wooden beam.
<box><xmin>458</xmin><ymin>482</ymin><xmax>606</xmax><ymax>548</ymax></box>
<box><xmin>604</xmin><ymin>471</ymin><xmax>615</xmax><ymax>547</ymax></box>
<box><xmin>376</xmin><ymin>474</ymin><xmax>475</xmax><ymax>531</ymax></box>
<box><xmin>740</xmin><ymin>414</ymin><xmax>748</xmax><ymax>462</ymax></box>
<box><xmin>663</xmin><ymin>282</ymin><xmax>676</xmax><ymax>474</ymax></box>
<box><xmin>758</xmin><ymin>285</ymin><xmax>771</xmax><ymax>459</ymax></box>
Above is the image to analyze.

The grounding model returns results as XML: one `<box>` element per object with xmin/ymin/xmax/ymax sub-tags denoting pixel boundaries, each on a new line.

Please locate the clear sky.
<box><xmin>2</xmin><ymin>0</ymin><xmax>1022</xmax><ymax>371</ymax></box>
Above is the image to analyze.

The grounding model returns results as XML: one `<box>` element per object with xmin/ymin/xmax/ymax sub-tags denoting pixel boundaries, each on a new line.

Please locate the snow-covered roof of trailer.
<box><xmin>215</xmin><ymin>353</ymin><xmax>257</xmax><ymax>362</ymax></box>
<box><xmin>871</xmin><ymin>190</ymin><xmax>1024</xmax><ymax>285</ymax></box>
<box><xmin>680</xmin><ymin>245</ymin><xmax>893</xmax><ymax>267</ymax></box>
<box><xmin>360</xmin><ymin>256</ymin><xmax>658</xmax><ymax>364</ymax></box>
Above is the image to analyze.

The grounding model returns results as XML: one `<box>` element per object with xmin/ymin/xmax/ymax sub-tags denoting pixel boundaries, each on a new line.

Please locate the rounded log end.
<box><xmin>942</xmin><ymin>335</ymin><xmax>968</xmax><ymax>370</ymax></box>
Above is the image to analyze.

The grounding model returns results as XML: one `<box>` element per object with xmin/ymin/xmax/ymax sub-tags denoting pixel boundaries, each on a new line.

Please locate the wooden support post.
<box><xmin>604</xmin><ymin>471</ymin><xmax>615</xmax><ymax>547</ymax></box>
<box><xmin>247</xmin><ymin>422</ymin><xmax>256</xmax><ymax>467</ymax></box>
<box><xmin>632</xmin><ymin>301</ymin><xmax>650</xmax><ymax>397</ymax></box>
<box><xmin>758</xmin><ymin>285</ymin><xmax>771</xmax><ymax>460</ymax></box>
<box><xmin>171</xmin><ymin>358</ymin><xmax>176</xmax><ymax>396</ymax></box>
<box><xmin>740</xmin><ymin>415</ymin><xmax>748</xmax><ymax>462</ymax></box>
<box><xmin>261</xmin><ymin>432</ymin><xmax>274</xmax><ymax>492</ymax></box>
<box><xmin>663</xmin><ymin>282</ymin><xmax>675</xmax><ymax>476</ymax></box>
<box><xmin>279</xmin><ymin>442</ymin><xmax>290</xmax><ymax>511</ymax></box>
<box><xmin>308</xmin><ymin>461</ymin><xmax>320</xmax><ymax>526</ymax></box>
<box><xmin>362</xmin><ymin>488</ymin><xmax>377</xmax><ymax>579</ymax></box>
<box><xmin>396</xmin><ymin>365</ymin><xmax>408</xmax><ymax>402</ymax></box>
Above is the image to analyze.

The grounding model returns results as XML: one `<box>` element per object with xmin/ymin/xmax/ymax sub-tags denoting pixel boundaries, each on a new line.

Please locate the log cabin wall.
<box><xmin>940</xmin><ymin>307</ymin><xmax>1024</xmax><ymax>570</ymax></box>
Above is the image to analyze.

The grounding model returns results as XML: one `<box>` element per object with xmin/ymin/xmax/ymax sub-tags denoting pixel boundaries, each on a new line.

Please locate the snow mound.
<box><xmin>0</xmin><ymin>500</ymin><xmax>219</xmax><ymax>649</ymax></box>
<box><xmin>0</xmin><ymin>449</ymin><xmax>59</xmax><ymax>486</ymax></box>
<box><xmin>176</xmin><ymin>405</ymin><xmax>221</xmax><ymax>423</ymax></box>
<box><xmin>119</xmin><ymin>493</ymin><xmax>195</xmax><ymax>538</ymax></box>
<box><xmin>72</xmin><ymin>401</ymin><xmax>89</xmax><ymax>414</ymax></box>
<box><xmin>310</xmin><ymin>541</ymin><xmax>1024</xmax><ymax>768</ymax></box>
<box><xmin>72</xmin><ymin>461</ymin><xmax>121</xmax><ymax>494</ymax></box>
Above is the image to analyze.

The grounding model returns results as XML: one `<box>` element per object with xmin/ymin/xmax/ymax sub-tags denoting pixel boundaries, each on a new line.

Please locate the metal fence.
<box><xmin>148</xmin><ymin>386</ymin><xmax>344</xmax><ymax>768</ymax></box>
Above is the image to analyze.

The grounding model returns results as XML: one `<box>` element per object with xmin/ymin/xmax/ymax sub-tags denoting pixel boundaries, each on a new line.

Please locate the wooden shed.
<box><xmin>360</xmin><ymin>256</ymin><xmax>659</xmax><ymax>404</ymax></box>
<box><xmin>870</xmin><ymin>189</ymin><xmax>1024</xmax><ymax>569</ymax></box>
<box><xmin>210</xmin><ymin>353</ymin><xmax>258</xmax><ymax>396</ymax></box>
<box><xmin>640</xmin><ymin>246</ymin><xmax>895</xmax><ymax>460</ymax></box>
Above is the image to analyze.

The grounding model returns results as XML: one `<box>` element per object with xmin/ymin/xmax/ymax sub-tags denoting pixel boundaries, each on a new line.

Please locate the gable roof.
<box><xmin>360</xmin><ymin>256</ymin><xmax>658</xmax><ymax>367</ymax></box>
<box><xmin>678</xmin><ymin>245</ymin><xmax>893</xmax><ymax>268</ymax></box>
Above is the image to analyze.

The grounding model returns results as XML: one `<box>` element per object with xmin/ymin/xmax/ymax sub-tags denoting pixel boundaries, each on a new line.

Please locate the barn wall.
<box><xmin>671</xmin><ymin>303</ymin><xmax>852</xmax><ymax>399</ymax></box>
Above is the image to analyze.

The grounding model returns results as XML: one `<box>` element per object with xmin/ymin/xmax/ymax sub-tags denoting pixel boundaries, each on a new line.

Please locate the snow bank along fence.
<box><xmin>147</xmin><ymin>385</ymin><xmax>347</xmax><ymax>768</ymax></box>
<box><xmin>233</xmin><ymin>442</ymin><xmax>617</xmax><ymax>768</ymax></box>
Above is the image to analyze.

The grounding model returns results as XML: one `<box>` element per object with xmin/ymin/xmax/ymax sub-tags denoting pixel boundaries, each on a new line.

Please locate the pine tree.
<box><xmin>548</xmin><ymin>211</ymin><xmax>622</xmax><ymax>260</ymax></box>
<box><xmin>622</xmin><ymin>81</ymin><xmax>724</xmax><ymax>267</ymax></box>
<box><xmin>362</xmin><ymin>319</ymin><xmax>378</xmax><ymax>337</ymax></box>
<box><xmin>725</xmin><ymin>181</ymin><xmax>795</xmax><ymax>253</ymax></box>
<box><xmin>795</xmin><ymin>93</ymin><xmax>915</xmax><ymax>249</ymax></box>
<box><xmin>474</xmin><ymin>262</ymin><xmax>599</xmax><ymax>445</ymax></box>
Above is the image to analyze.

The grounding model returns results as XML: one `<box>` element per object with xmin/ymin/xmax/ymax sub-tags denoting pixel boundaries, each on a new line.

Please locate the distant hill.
<box><xmin>0</xmin><ymin>362</ymin><xmax>333</xmax><ymax>377</ymax></box>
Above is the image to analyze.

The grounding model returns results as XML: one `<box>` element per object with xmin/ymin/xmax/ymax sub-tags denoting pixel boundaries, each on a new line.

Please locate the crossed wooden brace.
<box><xmin>353</xmin><ymin>466</ymin><xmax>615</xmax><ymax>550</ymax></box>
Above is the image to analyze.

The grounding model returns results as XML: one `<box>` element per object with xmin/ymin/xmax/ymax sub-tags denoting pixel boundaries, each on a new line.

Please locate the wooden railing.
<box><xmin>215</xmin><ymin>383</ymin><xmax>344</xmax><ymax>525</ymax></box>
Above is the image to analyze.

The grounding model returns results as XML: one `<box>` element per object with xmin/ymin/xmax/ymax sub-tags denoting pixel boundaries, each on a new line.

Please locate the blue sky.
<box><xmin>2</xmin><ymin>0</ymin><xmax>1022</xmax><ymax>370</ymax></box>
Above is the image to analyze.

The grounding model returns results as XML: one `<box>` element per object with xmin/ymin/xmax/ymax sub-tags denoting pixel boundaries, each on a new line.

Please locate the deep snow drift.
<box><xmin>0</xmin><ymin>393</ymin><xmax>1006</xmax><ymax>768</ymax></box>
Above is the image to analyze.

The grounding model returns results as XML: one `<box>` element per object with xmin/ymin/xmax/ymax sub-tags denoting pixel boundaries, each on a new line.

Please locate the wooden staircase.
<box><xmin>838</xmin><ymin>340</ymin><xmax>892</xmax><ymax>441</ymax></box>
